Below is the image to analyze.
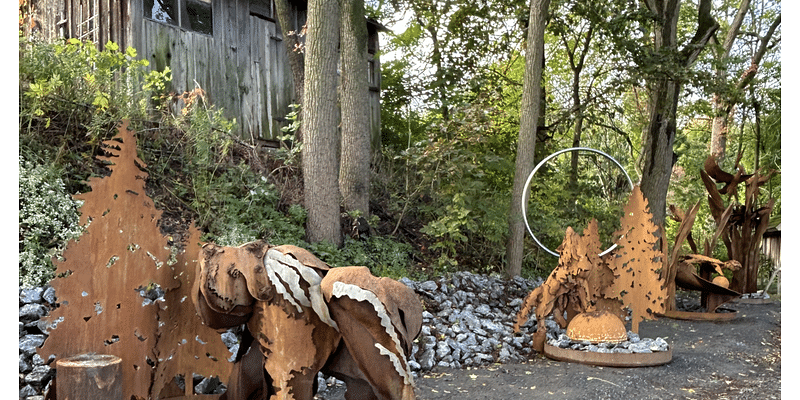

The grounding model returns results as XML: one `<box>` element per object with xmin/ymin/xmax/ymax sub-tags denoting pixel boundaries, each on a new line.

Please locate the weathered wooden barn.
<box><xmin>28</xmin><ymin>0</ymin><xmax>385</xmax><ymax>145</ymax></box>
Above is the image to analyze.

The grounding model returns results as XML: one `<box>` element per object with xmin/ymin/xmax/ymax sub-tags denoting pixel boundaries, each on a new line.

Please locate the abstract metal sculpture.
<box><xmin>660</xmin><ymin>201</ymin><xmax>743</xmax><ymax>320</ymax></box>
<box><xmin>700</xmin><ymin>154</ymin><xmax>777</xmax><ymax>294</ymax></box>
<box><xmin>521</xmin><ymin>147</ymin><xmax>634</xmax><ymax>257</ymax></box>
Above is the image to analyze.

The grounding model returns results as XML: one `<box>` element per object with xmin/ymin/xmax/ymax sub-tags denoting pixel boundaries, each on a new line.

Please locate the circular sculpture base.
<box><xmin>658</xmin><ymin>309</ymin><xmax>738</xmax><ymax>321</ymax></box>
<box><xmin>543</xmin><ymin>344</ymin><xmax>673</xmax><ymax>368</ymax></box>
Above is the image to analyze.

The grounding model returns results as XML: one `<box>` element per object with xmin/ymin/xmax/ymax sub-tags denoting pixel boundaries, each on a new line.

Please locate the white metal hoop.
<box><xmin>521</xmin><ymin>147</ymin><xmax>634</xmax><ymax>258</ymax></box>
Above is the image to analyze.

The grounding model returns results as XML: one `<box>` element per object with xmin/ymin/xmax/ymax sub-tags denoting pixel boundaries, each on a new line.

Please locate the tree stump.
<box><xmin>56</xmin><ymin>354</ymin><xmax>122</xmax><ymax>400</ymax></box>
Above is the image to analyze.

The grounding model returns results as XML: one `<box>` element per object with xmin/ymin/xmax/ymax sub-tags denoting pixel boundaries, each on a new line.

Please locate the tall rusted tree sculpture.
<box><xmin>701</xmin><ymin>154</ymin><xmax>777</xmax><ymax>293</ymax></box>
<box><xmin>605</xmin><ymin>186</ymin><xmax>669</xmax><ymax>334</ymax></box>
<box><xmin>39</xmin><ymin>121</ymin><xmax>232</xmax><ymax>399</ymax></box>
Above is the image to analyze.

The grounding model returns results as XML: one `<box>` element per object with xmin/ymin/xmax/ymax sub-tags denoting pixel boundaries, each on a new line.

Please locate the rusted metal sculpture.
<box><xmin>605</xmin><ymin>186</ymin><xmax>669</xmax><ymax>333</ymax></box>
<box><xmin>659</xmin><ymin>201</ymin><xmax>743</xmax><ymax>321</ymax></box>
<box><xmin>514</xmin><ymin>186</ymin><xmax>668</xmax><ymax>355</ymax></box>
<box><xmin>514</xmin><ymin>186</ymin><xmax>666</xmax><ymax>352</ymax></box>
<box><xmin>195</xmin><ymin>241</ymin><xmax>422</xmax><ymax>400</ymax></box>
<box><xmin>565</xmin><ymin>310</ymin><xmax>628</xmax><ymax>344</ymax></box>
<box><xmin>38</xmin><ymin>120</ymin><xmax>233</xmax><ymax>400</ymax></box>
<box><xmin>700</xmin><ymin>154</ymin><xmax>777</xmax><ymax>294</ymax></box>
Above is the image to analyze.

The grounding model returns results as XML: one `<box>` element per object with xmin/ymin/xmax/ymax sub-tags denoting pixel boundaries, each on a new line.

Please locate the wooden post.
<box><xmin>56</xmin><ymin>354</ymin><xmax>122</xmax><ymax>400</ymax></box>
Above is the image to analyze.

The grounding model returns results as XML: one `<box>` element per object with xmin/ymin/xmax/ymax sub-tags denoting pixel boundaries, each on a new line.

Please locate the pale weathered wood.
<box><xmin>29</xmin><ymin>0</ymin><xmax>382</xmax><ymax>142</ymax></box>
<box><xmin>56</xmin><ymin>354</ymin><xmax>122</xmax><ymax>400</ymax></box>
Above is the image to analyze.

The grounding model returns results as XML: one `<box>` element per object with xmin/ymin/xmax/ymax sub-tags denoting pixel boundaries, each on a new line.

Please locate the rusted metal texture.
<box><xmin>660</xmin><ymin>168</ymin><xmax>752</xmax><ymax>320</ymax></box>
<box><xmin>566</xmin><ymin>310</ymin><xmax>628</xmax><ymax>344</ymax></box>
<box><xmin>195</xmin><ymin>242</ymin><xmax>422</xmax><ymax>400</ymax></box>
<box><xmin>321</xmin><ymin>266</ymin><xmax>423</xmax><ymax>400</ymax></box>
<box><xmin>56</xmin><ymin>354</ymin><xmax>122</xmax><ymax>400</ymax></box>
<box><xmin>605</xmin><ymin>186</ymin><xmax>669</xmax><ymax>333</ymax></box>
<box><xmin>543</xmin><ymin>344</ymin><xmax>673</xmax><ymax>368</ymax></box>
<box><xmin>660</xmin><ymin>183</ymin><xmax>745</xmax><ymax>320</ymax></box>
<box><xmin>515</xmin><ymin>186</ymin><xmax>668</xmax><ymax>352</ymax></box>
<box><xmin>39</xmin><ymin>121</ymin><xmax>233</xmax><ymax>400</ymax></box>
<box><xmin>700</xmin><ymin>154</ymin><xmax>777</xmax><ymax>293</ymax></box>
<box><xmin>659</xmin><ymin>309</ymin><xmax>738</xmax><ymax>322</ymax></box>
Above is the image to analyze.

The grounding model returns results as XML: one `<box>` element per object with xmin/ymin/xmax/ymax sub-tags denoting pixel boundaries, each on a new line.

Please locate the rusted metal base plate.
<box><xmin>543</xmin><ymin>344</ymin><xmax>672</xmax><ymax>367</ymax></box>
<box><xmin>658</xmin><ymin>309</ymin><xmax>738</xmax><ymax>321</ymax></box>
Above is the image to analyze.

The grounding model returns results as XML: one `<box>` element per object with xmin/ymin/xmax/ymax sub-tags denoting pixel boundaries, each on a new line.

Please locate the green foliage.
<box><xmin>524</xmin><ymin>151</ymin><xmax>630</xmax><ymax>263</ymax></box>
<box><xmin>20</xmin><ymin>37</ymin><xmax>165</xmax><ymax>136</ymax></box>
<box><xmin>142</xmin><ymin>92</ymin><xmax>309</xmax><ymax>248</ymax></box>
<box><xmin>18</xmin><ymin>36</ymin><xmax>420</xmax><ymax>286</ymax></box>
<box><xmin>387</xmin><ymin>102</ymin><xmax>515</xmax><ymax>275</ymax></box>
<box><xmin>19</xmin><ymin>37</ymin><xmax>173</xmax><ymax>196</ymax></box>
<box><xmin>308</xmin><ymin>236</ymin><xmax>419</xmax><ymax>280</ymax></box>
<box><xmin>19</xmin><ymin>154</ymin><xmax>84</xmax><ymax>288</ymax></box>
<box><xmin>275</xmin><ymin>103</ymin><xmax>303</xmax><ymax>164</ymax></box>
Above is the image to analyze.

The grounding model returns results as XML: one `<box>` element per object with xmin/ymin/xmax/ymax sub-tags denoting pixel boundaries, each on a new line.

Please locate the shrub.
<box><xmin>19</xmin><ymin>154</ymin><xmax>84</xmax><ymax>288</ymax></box>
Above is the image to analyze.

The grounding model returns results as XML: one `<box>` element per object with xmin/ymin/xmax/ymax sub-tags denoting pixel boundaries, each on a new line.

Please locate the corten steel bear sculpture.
<box><xmin>193</xmin><ymin>240</ymin><xmax>422</xmax><ymax>400</ymax></box>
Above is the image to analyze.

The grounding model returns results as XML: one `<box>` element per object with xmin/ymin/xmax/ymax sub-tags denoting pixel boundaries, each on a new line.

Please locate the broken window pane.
<box><xmin>145</xmin><ymin>0</ymin><xmax>213</xmax><ymax>36</ymax></box>
<box><xmin>145</xmin><ymin>0</ymin><xmax>179</xmax><ymax>27</ymax></box>
<box><xmin>185</xmin><ymin>0</ymin><xmax>213</xmax><ymax>36</ymax></box>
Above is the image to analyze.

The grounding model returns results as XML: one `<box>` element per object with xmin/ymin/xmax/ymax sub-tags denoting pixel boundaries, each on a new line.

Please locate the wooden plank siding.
<box><xmin>29</xmin><ymin>0</ymin><xmax>383</xmax><ymax>146</ymax></box>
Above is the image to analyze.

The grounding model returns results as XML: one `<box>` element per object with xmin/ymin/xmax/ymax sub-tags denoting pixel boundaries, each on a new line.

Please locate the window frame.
<box><xmin>144</xmin><ymin>0</ymin><xmax>214</xmax><ymax>37</ymax></box>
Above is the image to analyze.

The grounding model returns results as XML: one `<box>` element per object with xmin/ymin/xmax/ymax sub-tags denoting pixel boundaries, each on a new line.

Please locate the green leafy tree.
<box><xmin>708</xmin><ymin>0</ymin><xmax>780</xmax><ymax>163</ymax></box>
<box><xmin>382</xmin><ymin>0</ymin><xmax>527</xmax><ymax>121</ymax></box>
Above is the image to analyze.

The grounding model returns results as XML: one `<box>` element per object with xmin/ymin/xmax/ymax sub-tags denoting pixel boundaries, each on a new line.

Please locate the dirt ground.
<box><xmin>414</xmin><ymin>299</ymin><xmax>781</xmax><ymax>400</ymax></box>
<box><xmin>320</xmin><ymin>297</ymin><xmax>781</xmax><ymax>400</ymax></box>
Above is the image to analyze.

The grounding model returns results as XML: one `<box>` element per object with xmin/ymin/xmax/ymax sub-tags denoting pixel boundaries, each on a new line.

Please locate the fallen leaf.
<box><xmin>682</xmin><ymin>388</ymin><xmax>696</xmax><ymax>393</ymax></box>
<box><xmin>469</xmin><ymin>374</ymin><xmax>478</xmax><ymax>380</ymax></box>
<box><xmin>587</xmin><ymin>377</ymin><xmax>620</xmax><ymax>387</ymax></box>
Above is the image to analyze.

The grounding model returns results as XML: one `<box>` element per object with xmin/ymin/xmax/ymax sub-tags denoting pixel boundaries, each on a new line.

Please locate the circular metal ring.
<box><xmin>521</xmin><ymin>147</ymin><xmax>634</xmax><ymax>258</ymax></box>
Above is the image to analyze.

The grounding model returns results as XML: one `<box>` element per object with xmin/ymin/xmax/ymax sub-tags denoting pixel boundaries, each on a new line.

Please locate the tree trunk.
<box><xmin>303</xmin><ymin>0</ymin><xmax>342</xmax><ymax>246</ymax></box>
<box><xmin>709</xmin><ymin>0</ymin><xmax>749</xmax><ymax>162</ymax></box>
<box><xmin>505</xmin><ymin>0</ymin><xmax>550</xmax><ymax>278</ymax></box>
<box><xmin>640</xmin><ymin>0</ymin><xmax>718</xmax><ymax>227</ymax></box>
<box><xmin>339</xmin><ymin>0</ymin><xmax>371</xmax><ymax>216</ymax></box>
<box><xmin>753</xmin><ymin>91</ymin><xmax>761</xmax><ymax>172</ymax></box>
<box><xmin>710</xmin><ymin>95</ymin><xmax>733</xmax><ymax>162</ymax></box>
<box><xmin>640</xmin><ymin>77</ymin><xmax>680</xmax><ymax>227</ymax></box>
<box><xmin>564</xmin><ymin>24</ymin><xmax>593</xmax><ymax>193</ymax></box>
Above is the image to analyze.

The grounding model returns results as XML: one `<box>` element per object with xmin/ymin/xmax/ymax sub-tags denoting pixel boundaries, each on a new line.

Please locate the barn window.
<box><xmin>368</xmin><ymin>59</ymin><xmax>376</xmax><ymax>88</ymax></box>
<box><xmin>186</xmin><ymin>0</ymin><xmax>213</xmax><ymax>35</ymax></box>
<box><xmin>250</xmin><ymin>0</ymin><xmax>274</xmax><ymax>21</ymax></box>
<box><xmin>145</xmin><ymin>0</ymin><xmax>213</xmax><ymax>36</ymax></box>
